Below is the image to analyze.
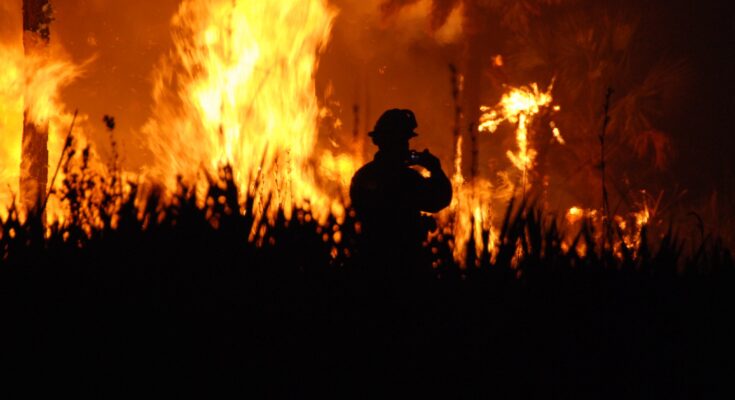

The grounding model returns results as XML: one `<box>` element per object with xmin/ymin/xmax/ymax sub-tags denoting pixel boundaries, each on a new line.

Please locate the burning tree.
<box><xmin>504</xmin><ymin>4</ymin><xmax>687</xmax><ymax>214</ymax></box>
<box><xmin>380</xmin><ymin>0</ymin><xmax>571</xmax><ymax>178</ymax></box>
<box><xmin>20</xmin><ymin>0</ymin><xmax>53</xmax><ymax>211</ymax></box>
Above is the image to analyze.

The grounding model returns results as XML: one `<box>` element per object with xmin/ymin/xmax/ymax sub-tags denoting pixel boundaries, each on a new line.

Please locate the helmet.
<box><xmin>368</xmin><ymin>109</ymin><xmax>418</xmax><ymax>142</ymax></box>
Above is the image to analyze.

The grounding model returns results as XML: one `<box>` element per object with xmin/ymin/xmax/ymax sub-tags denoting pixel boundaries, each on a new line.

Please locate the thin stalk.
<box><xmin>41</xmin><ymin>109</ymin><xmax>78</xmax><ymax>215</ymax></box>
<box><xmin>600</xmin><ymin>88</ymin><xmax>613</xmax><ymax>252</ymax></box>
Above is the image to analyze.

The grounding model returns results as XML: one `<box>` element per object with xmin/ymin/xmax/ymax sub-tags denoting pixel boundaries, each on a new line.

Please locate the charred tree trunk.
<box><xmin>460</xmin><ymin>2</ymin><xmax>495</xmax><ymax>183</ymax></box>
<box><xmin>20</xmin><ymin>0</ymin><xmax>52</xmax><ymax>211</ymax></box>
<box><xmin>462</xmin><ymin>32</ymin><xmax>483</xmax><ymax>182</ymax></box>
<box><xmin>449</xmin><ymin>64</ymin><xmax>462</xmax><ymax>175</ymax></box>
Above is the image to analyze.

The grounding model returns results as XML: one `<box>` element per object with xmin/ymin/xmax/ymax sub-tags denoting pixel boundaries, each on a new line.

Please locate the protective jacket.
<box><xmin>350</xmin><ymin>151</ymin><xmax>452</xmax><ymax>267</ymax></box>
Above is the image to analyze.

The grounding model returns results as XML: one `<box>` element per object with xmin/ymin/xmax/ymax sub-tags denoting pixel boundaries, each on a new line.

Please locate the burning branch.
<box><xmin>20</xmin><ymin>0</ymin><xmax>53</xmax><ymax>212</ymax></box>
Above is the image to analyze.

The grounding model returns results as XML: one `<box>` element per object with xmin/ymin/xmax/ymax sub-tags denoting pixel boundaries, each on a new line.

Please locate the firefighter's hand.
<box><xmin>417</xmin><ymin>149</ymin><xmax>441</xmax><ymax>171</ymax></box>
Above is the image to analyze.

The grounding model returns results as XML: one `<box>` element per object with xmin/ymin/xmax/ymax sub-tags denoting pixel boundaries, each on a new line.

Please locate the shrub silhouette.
<box><xmin>0</xmin><ymin>145</ymin><xmax>733</xmax><ymax>398</ymax></box>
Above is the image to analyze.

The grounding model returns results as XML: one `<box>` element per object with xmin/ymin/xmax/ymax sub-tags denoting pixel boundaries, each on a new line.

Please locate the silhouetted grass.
<box><xmin>0</xmin><ymin>151</ymin><xmax>733</xmax><ymax>397</ymax></box>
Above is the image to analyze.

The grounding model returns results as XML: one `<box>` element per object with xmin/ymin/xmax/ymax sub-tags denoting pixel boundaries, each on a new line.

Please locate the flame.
<box><xmin>437</xmin><ymin>82</ymin><xmax>564</xmax><ymax>267</ymax></box>
<box><xmin>633</xmin><ymin>205</ymin><xmax>650</xmax><ymax>227</ymax></box>
<box><xmin>491</xmin><ymin>55</ymin><xmax>504</xmax><ymax>67</ymax></box>
<box><xmin>317</xmin><ymin>149</ymin><xmax>362</xmax><ymax>223</ymax></box>
<box><xmin>566</xmin><ymin>203</ymin><xmax>655</xmax><ymax>257</ymax></box>
<box><xmin>0</xmin><ymin>44</ymin><xmax>23</xmax><ymax>215</ymax></box>
<box><xmin>550</xmin><ymin>121</ymin><xmax>564</xmax><ymax>144</ymax></box>
<box><xmin>142</xmin><ymin>0</ymin><xmax>339</xmax><ymax>236</ymax></box>
<box><xmin>0</xmin><ymin>4</ymin><xmax>664</xmax><ymax>265</ymax></box>
<box><xmin>565</xmin><ymin>206</ymin><xmax>597</xmax><ymax>225</ymax></box>
<box><xmin>620</xmin><ymin>194</ymin><xmax>658</xmax><ymax>253</ymax></box>
<box><xmin>478</xmin><ymin>82</ymin><xmax>561</xmax><ymax>190</ymax></box>
<box><xmin>0</xmin><ymin>40</ymin><xmax>84</xmax><ymax>221</ymax></box>
<box><xmin>436</xmin><ymin>136</ymin><xmax>498</xmax><ymax>267</ymax></box>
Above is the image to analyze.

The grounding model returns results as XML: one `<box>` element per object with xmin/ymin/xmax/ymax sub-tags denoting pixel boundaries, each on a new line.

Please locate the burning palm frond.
<box><xmin>506</xmin><ymin>6</ymin><xmax>689</xmax><ymax>217</ymax></box>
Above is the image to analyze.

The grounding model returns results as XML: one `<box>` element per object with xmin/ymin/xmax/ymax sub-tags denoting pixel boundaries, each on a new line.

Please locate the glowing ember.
<box><xmin>566</xmin><ymin>206</ymin><xmax>597</xmax><ymax>225</ymax></box>
<box><xmin>491</xmin><ymin>54</ymin><xmax>503</xmax><ymax>67</ymax></box>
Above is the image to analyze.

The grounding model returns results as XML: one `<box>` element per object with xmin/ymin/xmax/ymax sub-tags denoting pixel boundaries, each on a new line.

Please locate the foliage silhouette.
<box><xmin>0</xmin><ymin>146</ymin><xmax>733</xmax><ymax>397</ymax></box>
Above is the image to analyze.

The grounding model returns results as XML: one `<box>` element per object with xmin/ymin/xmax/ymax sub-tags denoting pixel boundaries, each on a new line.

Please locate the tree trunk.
<box><xmin>462</xmin><ymin>33</ymin><xmax>483</xmax><ymax>181</ymax></box>
<box><xmin>20</xmin><ymin>0</ymin><xmax>52</xmax><ymax>211</ymax></box>
<box><xmin>460</xmin><ymin>1</ymin><xmax>488</xmax><ymax>183</ymax></box>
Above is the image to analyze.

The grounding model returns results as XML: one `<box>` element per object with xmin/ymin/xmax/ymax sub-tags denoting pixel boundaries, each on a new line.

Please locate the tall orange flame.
<box><xmin>0</xmin><ymin>41</ymin><xmax>83</xmax><ymax>220</ymax></box>
<box><xmin>142</xmin><ymin>0</ymin><xmax>340</xmax><ymax>237</ymax></box>
<box><xmin>439</xmin><ymin>82</ymin><xmax>562</xmax><ymax>267</ymax></box>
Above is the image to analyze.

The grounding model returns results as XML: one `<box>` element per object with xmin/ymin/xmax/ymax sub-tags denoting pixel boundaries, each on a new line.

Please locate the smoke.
<box><xmin>0</xmin><ymin>1</ymin><xmax>21</xmax><ymax>43</ymax></box>
<box><xmin>4</xmin><ymin>0</ymin><xmax>466</xmax><ymax>179</ymax></box>
<box><xmin>317</xmin><ymin>0</ymin><xmax>465</xmax><ymax>168</ymax></box>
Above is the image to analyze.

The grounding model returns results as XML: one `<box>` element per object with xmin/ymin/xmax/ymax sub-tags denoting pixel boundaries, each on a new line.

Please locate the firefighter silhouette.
<box><xmin>350</xmin><ymin>109</ymin><xmax>452</xmax><ymax>273</ymax></box>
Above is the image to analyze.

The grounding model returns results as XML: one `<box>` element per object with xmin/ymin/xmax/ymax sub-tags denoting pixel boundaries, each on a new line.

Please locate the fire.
<box><xmin>0</xmin><ymin>44</ymin><xmax>23</xmax><ymax>215</ymax></box>
<box><xmin>478</xmin><ymin>82</ymin><xmax>561</xmax><ymax>190</ymax></box>
<box><xmin>633</xmin><ymin>205</ymin><xmax>650</xmax><ymax>227</ymax></box>
<box><xmin>0</xmin><ymin>40</ymin><xmax>84</xmax><ymax>221</ymax></box>
<box><xmin>567</xmin><ymin>206</ymin><xmax>582</xmax><ymax>218</ymax></box>
<box><xmin>0</xmin><ymin>3</ymin><xmax>669</xmax><ymax>265</ymax></box>
<box><xmin>142</xmin><ymin>0</ymin><xmax>340</xmax><ymax>236</ymax></box>
<box><xmin>491</xmin><ymin>55</ymin><xmax>503</xmax><ymax>67</ymax></box>
<box><xmin>317</xmin><ymin>149</ymin><xmax>362</xmax><ymax>222</ymax></box>
<box><xmin>436</xmin><ymin>136</ymin><xmax>498</xmax><ymax>267</ymax></box>
<box><xmin>437</xmin><ymin>82</ymin><xmax>563</xmax><ymax>267</ymax></box>
<box><xmin>566</xmin><ymin>206</ymin><xmax>597</xmax><ymax>225</ymax></box>
<box><xmin>620</xmin><ymin>194</ymin><xmax>659</xmax><ymax>253</ymax></box>
<box><xmin>565</xmin><ymin>202</ymin><xmax>655</xmax><ymax>258</ymax></box>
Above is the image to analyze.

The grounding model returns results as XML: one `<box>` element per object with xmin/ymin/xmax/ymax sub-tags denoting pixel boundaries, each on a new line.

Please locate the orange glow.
<box><xmin>478</xmin><ymin>82</ymin><xmax>561</xmax><ymax>191</ymax></box>
<box><xmin>436</xmin><ymin>136</ymin><xmax>498</xmax><ymax>267</ymax></box>
<box><xmin>0</xmin><ymin>2</ymin><xmax>672</xmax><ymax>264</ymax></box>
<box><xmin>0</xmin><ymin>40</ymin><xmax>85</xmax><ymax>221</ymax></box>
<box><xmin>566</xmin><ymin>206</ymin><xmax>597</xmax><ymax>225</ymax></box>
<box><xmin>142</xmin><ymin>0</ymin><xmax>341</xmax><ymax>238</ymax></box>
<box><xmin>491</xmin><ymin>54</ymin><xmax>503</xmax><ymax>67</ymax></box>
<box><xmin>566</xmin><ymin>206</ymin><xmax>582</xmax><ymax>223</ymax></box>
<box><xmin>437</xmin><ymin>82</ymin><xmax>565</xmax><ymax>267</ymax></box>
<box><xmin>0</xmin><ymin>44</ymin><xmax>23</xmax><ymax>215</ymax></box>
<box><xmin>620</xmin><ymin>195</ymin><xmax>658</xmax><ymax>253</ymax></box>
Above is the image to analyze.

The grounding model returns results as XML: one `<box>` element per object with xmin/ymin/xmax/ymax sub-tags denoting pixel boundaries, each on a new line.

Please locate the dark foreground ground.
<box><xmin>1</xmin><ymin>175</ymin><xmax>733</xmax><ymax>397</ymax></box>
<box><xmin>1</xmin><ymin>231</ymin><xmax>733</xmax><ymax>398</ymax></box>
